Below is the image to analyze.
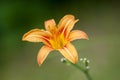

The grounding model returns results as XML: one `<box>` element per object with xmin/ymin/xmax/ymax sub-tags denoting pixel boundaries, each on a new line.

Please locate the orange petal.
<box><xmin>37</xmin><ymin>46</ymin><xmax>53</xmax><ymax>65</ymax></box>
<box><xmin>58</xmin><ymin>15</ymin><xmax>79</xmax><ymax>37</ymax></box>
<box><xmin>68</xmin><ymin>30</ymin><xmax>89</xmax><ymax>41</ymax></box>
<box><xmin>22</xmin><ymin>29</ymin><xmax>51</xmax><ymax>46</ymax></box>
<box><xmin>58</xmin><ymin>43</ymin><xmax>78</xmax><ymax>64</ymax></box>
<box><xmin>45</xmin><ymin>19</ymin><xmax>57</xmax><ymax>32</ymax></box>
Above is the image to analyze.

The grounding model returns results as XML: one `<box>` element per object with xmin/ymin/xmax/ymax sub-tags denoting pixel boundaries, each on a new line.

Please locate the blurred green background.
<box><xmin>0</xmin><ymin>0</ymin><xmax>120</xmax><ymax>80</ymax></box>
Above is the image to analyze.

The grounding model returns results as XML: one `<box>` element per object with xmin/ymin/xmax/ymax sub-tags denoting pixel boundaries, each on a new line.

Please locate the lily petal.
<box><xmin>37</xmin><ymin>46</ymin><xmax>53</xmax><ymax>65</ymax></box>
<box><xmin>22</xmin><ymin>29</ymin><xmax>51</xmax><ymax>46</ymax></box>
<box><xmin>45</xmin><ymin>19</ymin><xmax>57</xmax><ymax>32</ymax></box>
<box><xmin>58</xmin><ymin>15</ymin><xmax>79</xmax><ymax>37</ymax></box>
<box><xmin>58</xmin><ymin>43</ymin><xmax>78</xmax><ymax>64</ymax></box>
<box><xmin>68</xmin><ymin>30</ymin><xmax>89</xmax><ymax>41</ymax></box>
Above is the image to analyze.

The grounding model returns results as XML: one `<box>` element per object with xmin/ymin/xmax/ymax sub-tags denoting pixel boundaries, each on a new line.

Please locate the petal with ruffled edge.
<box><xmin>22</xmin><ymin>29</ymin><xmax>51</xmax><ymax>46</ymax></box>
<box><xmin>37</xmin><ymin>46</ymin><xmax>53</xmax><ymax>65</ymax></box>
<box><xmin>68</xmin><ymin>30</ymin><xmax>89</xmax><ymax>41</ymax></box>
<box><xmin>58</xmin><ymin>15</ymin><xmax>79</xmax><ymax>37</ymax></box>
<box><xmin>45</xmin><ymin>19</ymin><xmax>57</xmax><ymax>33</ymax></box>
<box><xmin>58</xmin><ymin>43</ymin><xmax>78</xmax><ymax>64</ymax></box>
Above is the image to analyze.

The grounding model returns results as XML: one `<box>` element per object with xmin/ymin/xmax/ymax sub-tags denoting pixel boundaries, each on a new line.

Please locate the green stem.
<box><xmin>84</xmin><ymin>70</ymin><xmax>92</xmax><ymax>80</ymax></box>
<box><xmin>70</xmin><ymin>63</ymin><xmax>92</xmax><ymax>80</ymax></box>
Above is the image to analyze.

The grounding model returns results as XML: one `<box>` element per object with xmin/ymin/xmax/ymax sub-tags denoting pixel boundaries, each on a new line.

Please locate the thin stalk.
<box><xmin>70</xmin><ymin>62</ymin><xmax>92</xmax><ymax>80</ymax></box>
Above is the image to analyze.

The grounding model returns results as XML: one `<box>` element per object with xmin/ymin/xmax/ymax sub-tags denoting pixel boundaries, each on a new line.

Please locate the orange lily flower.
<box><xmin>22</xmin><ymin>15</ymin><xmax>89</xmax><ymax>65</ymax></box>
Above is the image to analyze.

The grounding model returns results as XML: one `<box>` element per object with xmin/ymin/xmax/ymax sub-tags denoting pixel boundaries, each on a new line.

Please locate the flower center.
<box><xmin>49</xmin><ymin>32</ymin><xmax>68</xmax><ymax>49</ymax></box>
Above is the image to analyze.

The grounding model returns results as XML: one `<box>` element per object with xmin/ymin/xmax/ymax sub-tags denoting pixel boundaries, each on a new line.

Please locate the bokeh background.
<box><xmin>0</xmin><ymin>0</ymin><xmax>120</xmax><ymax>80</ymax></box>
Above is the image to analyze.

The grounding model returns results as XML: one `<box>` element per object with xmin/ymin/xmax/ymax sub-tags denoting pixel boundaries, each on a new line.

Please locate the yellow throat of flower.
<box><xmin>49</xmin><ymin>33</ymin><xmax>68</xmax><ymax>49</ymax></box>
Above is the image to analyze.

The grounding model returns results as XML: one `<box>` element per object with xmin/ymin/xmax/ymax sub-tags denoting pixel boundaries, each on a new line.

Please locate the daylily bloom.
<box><xmin>22</xmin><ymin>15</ymin><xmax>89</xmax><ymax>65</ymax></box>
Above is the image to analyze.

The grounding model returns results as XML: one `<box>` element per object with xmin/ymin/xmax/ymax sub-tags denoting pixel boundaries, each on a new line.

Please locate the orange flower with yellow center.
<box><xmin>22</xmin><ymin>15</ymin><xmax>88</xmax><ymax>65</ymax></box>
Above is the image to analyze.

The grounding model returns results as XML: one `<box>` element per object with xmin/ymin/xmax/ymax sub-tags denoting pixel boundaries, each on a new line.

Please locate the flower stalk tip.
<box><xmin>61</xmin><ymin>57</ymin><xmax>92</xmax><ymax>80</ymax></box>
